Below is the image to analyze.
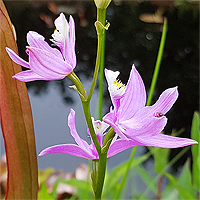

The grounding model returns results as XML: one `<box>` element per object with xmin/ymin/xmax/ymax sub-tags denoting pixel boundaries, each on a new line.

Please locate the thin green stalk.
<box><xmin>68</xmin><ymin>71</ymin><xmax>101</xmax><ymax>154</ymax></box>
<box><xmin>82</xmin><ymin>101</ymin><xmax>101</xmax><ymax>154</ymax></box>
<box><xmin>87</xmin><ymin>21</ymin><xmax>104</xmax><ymax>102</ymax></box>
<box><xmin>69</xmin><ymin>5</ymin><xmax>109</xmax><ymax>200</ymax></box>
<box><xmin>102</xmin><ymin>127</ymin><xmax>115</xmax><ymax>153</ymax></box>
<box><xmin>94</xmin><ymin>153</ymin><xmax>107</xmax><ymax>200</ymax></box>
<box><xmin>69</xmin><ymin>13</ymin><xmax>106</xmax><ymax>156</ymax></box>
<box><xmin>114</xmin><ymin>146</ymin><xmax>137</xmax><ymax>199</ymax></box>
<box><xmin>82</xmin><ymin>32</ymin><xmax>102</xmax><ymax>155</ymax></box>
<box><xmin>146</xmin><ymin>18</ymin><xmax>167</xmax><ymax>106</ymax></box>
<box><xmin>97</xmin><ymin>8</ymin><xmax>106</xmax><ymax>120</ymax></box>
<box><xmin>67</xmin><ymin>71</ymin><xmax>87</xmax><ymax>101</ymax></box>
<box><xmin>115</xmin><ymin>19</ymin><xmax>168</xmax><ymax>199</ymax></box>
<box><xmin>91</xmin><ymin>129</ymin><xmax>115</xmax><ymax>200</ymax></box>
<box><xmin>89</xmin><ymin>8</ymin><xmax>108</xmax><ymax>200</ymax></box>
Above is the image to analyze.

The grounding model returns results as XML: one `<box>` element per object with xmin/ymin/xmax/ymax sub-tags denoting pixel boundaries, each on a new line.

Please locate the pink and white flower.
<box><xmin>6</xmin><ymin>13</ymin><xmax>76</xmax><ymax>82</ymax></box>
<box><xmin>103</xmin><ymin>65</ymin><xmax>198</xmax><ymax>148</ymax></box>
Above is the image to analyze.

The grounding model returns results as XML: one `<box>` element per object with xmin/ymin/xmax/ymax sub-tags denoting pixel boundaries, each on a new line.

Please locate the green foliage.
<box><xmin>103</xmin><ymin>151</ymin><xmax>151</xmax><ymax>199</ymax></box>
<box><xmin>38</xmin><ymin>168</ymin><xmax>55</xmax><ymax>184</ymax></box>
<box><xmin>165</xmin><ymin>161</ymin><xmax>196</xmax><ymax>200</ymax></box>
<box><xmin>135</xmin><ymin>165</ymin><xmax>157</xmax><ymax>195</ymax></box>
<box><xmin>57</xmin><ymin>178</ymin><xmax>93</xmax><ymax>192</ymax></box>
<box><xmin>191</xmin><ymin>112</ymin><xmax>200</xmax><ymax>191</ymax></box>
<box><xmin>38</xmin><ymin>183</ymin><xmax>54</xmax><ymax>200</ymax></box>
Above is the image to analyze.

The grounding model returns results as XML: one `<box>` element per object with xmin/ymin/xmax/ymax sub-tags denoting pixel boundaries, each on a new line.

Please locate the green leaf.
<box><xmin>38</xmin><ymin>168</ymin><xmax>55</xmax><ymax>184</ymax></box>
<box><xmin>178</xmin><ymin>160</ymin><xmax>196</xmax><ymax>198</ymax></box>
<box><xmin>56</xmin><ymin>178</ymin><xmax>92</xmax><ymax>192</ymax></box>
<box><xmin>103</xmin><ymin>152</ymin><xmax>151</xmax><ymax>198</ymax></box>
<box><xmin>161</xmin><ymin>182</ymin><xmax>181</xmax><ymax>200</ymax></box>
<box><xmin>134</xmin><ymin>165</ymin><xmax>157</xmax><ymax>194</ymax></box>
<box><xmin>38</xmin><ymin>183</ymin><xmax>53</xmax><ymax>200</ymax></box>
<box><xmin>153</xmin><ymin>146</ymin><xmax>170</xmax><ymax>174</ymax></box>
<box><xmin>191</xmin><ymin>111</ymin><xmax>200</xmax><ymax>191</ymax></box>
<box><xmin>0</xmin><ymin>1</ymin><xmax>38</xmax><ymax>199</ymax></box>
<box><xmin>165</xmin><ymin>169</ymin><xmax>196</xmax><ymax>200</ymax></box>
<box><xmin>51</xmin><ymin>178</ymin><xmax>92</xmax><ymax>200</ymax></box>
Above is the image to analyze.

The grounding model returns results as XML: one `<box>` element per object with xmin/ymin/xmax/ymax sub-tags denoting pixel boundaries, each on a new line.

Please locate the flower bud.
<box><xmin>94</xmin><ymin>0</ymin><xmax>111</xmax><ymax>9</ymax></box>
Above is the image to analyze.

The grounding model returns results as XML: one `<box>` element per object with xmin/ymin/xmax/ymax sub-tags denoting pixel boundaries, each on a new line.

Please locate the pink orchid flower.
<box><xmin>6</xmin><ymin>13</ymin><xmax>76</xmax><ymax>82</ymax></box>
<box><xmin>103</xmin><ymin>65</ymin><xmax>198</xmax><ymax>148</ymax></box>
<box><xmin>39</xmin><ymin>109</ymin><xmax>140</xmax><ymax>159</ymax></box>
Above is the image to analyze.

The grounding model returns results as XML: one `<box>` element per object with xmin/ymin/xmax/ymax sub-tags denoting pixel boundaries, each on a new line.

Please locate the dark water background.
<box><xmin>1</xmin><ymin>1</ymin><xmax>199</xmax><ymax>173</ymax></box>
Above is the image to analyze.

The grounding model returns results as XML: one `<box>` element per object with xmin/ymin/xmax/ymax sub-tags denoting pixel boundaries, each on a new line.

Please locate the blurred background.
<box><xmin>1</xmin><ymin>0</ymin><xmax>199</xmax><ymax>173</ymax></box>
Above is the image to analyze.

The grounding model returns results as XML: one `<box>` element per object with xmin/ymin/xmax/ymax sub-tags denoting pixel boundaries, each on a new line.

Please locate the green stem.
<box><xmin>82</xmin><ymin>101</ymin><xmax>101</xmax><ymax>155</ymax></box>
<box><xmin>68</xmin><ymin>72</ymin><xmax>101</xmax><ymax>154</ymax></box>
<box><xmin>94</xmin><ymin>153</ymin><xmax>107</xmax><ymax>200</ymax></box>
<box><xmin>146</xmin><ymin>18</ymin><xmax>167</xmax><ymax>106</ymax></box>
<box><xmin>97</xmin><ymin>8</ymin><xmax>106</xmax><ymax>120</ymax></box>
<box><xmin>102</xmin><ymin>127</ymin><xmax>115</xmax><ymax>153</ymax></box>
<box><xmin>68</xmin><ymin>7</ymin><xmax>109</xmax><ymax>200</ymax></box>
<box><xmin>67</xmin><ymin>71</ymin><xmax>87</xmax><ymax>101</ymax></box>
<box><xmin>87</xmin><ymin>19</ymin><xmax>105</xmax><ymax>102</ymax></box>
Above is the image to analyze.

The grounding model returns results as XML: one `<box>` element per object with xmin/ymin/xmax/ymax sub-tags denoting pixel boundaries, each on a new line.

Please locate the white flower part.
<box><xmin>52</xmin><ymin>13</ymin><xmax>69</xmax><ymax>43</ymax></box>
<box><xmin>52</xmin><ymin>29</ymin><xmax>64</xmax><ymax>43</ymax></box>
<box><xmin>91</xmin><ymin>117</ymin><xmax>109</xmax><ymax>136</ymax></box>
<box><xmin>105</xmin><ymin>68</ymin><xmax>126</xmax><ymax>99</ymax></box>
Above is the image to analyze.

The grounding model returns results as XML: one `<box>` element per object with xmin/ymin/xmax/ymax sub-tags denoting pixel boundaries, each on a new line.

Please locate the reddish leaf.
<box><xmin>0</xmin><ymin>1</ymin><xmax>38</xmax><ymax>199</ymax></box>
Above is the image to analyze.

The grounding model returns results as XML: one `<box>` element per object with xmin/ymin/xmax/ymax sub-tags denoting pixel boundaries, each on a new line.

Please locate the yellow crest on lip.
<box><xmin>113</xmin><ymin>79</ymin><xmax>126</xmax><ymax>91</ymax></box>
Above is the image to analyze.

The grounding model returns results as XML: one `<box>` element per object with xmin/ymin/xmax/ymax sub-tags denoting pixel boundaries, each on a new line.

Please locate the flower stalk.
<box><xmin>68</xmin><ymin>71</ymin><xmax>87</xmax><ymax>101</ymax></box>
<box><xmin>94</xmin><ymin>153</ymin><xmax>107</xmax><ymax>200</ymax></box>
<box><xmin>97</xmin><ymin>8</ymin><xmax>107</xmax><ymax>120</ymax></box>
<box><xmin>68</xmin><ymin>71</ymin><xmax>102</xmax><ymax>155</ymax></box>
<box><xmin>82</xmin><ymin>100</ymin><xmax>101</xmax><ymax>155</ymax></box>
<box><xmin>91</xmin><ymin>7</ymin><xmax>110</xmax><ymax>200</ymax></box>
<box><xmin>102</xmin><ymin>127</ymin><xmax>115</xmax><ymax>153</ymax></box>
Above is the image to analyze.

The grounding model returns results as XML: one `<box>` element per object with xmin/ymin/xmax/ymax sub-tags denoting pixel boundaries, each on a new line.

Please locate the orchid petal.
<box><xmin>104</xmin><ymin>68</ymin><xmax>120</xmax><ymax>88</ymax></box>
<box><xmin>92</xmin><ymin>118</ymin><xmax>109</xmax><ymax>136</ymax></box>
<box><xmin>12</xmin><ymin>70</ymin><xmax>48</xmax><ymax>82</ymax></box>
<box><xmin>104</xmin><ymin>68</ymin><xmax>125</xmax><ymax>110</ymax></box>
<box><xmin>120</xmin><ymin>65</ymin><xmax>146</xmax><ymax>121</ymax></box>
<box><xmin>91</xmin><ymin>118</ymin><xmax>108</xmax><ymax>147</ymax></box>
<box><xmin>121</xmin><ymin>87</ymin><xmax>178</xmax><ymax>130</ymax></box>
<box><xmin>68</xmin><ymin>109</ymin><xmax>92</xmax><ymax>154</ymax></box>
<box><xmin>39</xmin><ymin>144</ymin><xmax>96</xmax><ymax>160</ymax></box>
<box><xmin>103</xmin><ymin>111</ymin><xmax>129</xmax><ymax>140</ymax></box>
<box><xmin>54</xmin><ymin>13</ymin><xmax>69</xmax><ymax>60</ymax></box>
<box><xmin>134</xmin><ymin>134</ymin><xmax>198</xmax><ymax>148</ymax></box>
<box><xmin>27</xmin><ymin>31</ymin><xmax>63</xmax><ymax>59</ymax></box>
<box><xmin>6</xmin><ymin>47</ymin><xmax>30</xmax><ymax>69</ymax></box>
<box><xmin>28</xmin><ymin>47</ymin><xmax>73</xmax><ymax>78</ymax></box>
<box><xmin>55</xmin><ymin>13</ymin><xmax>69</xmax><ymax>40</ymax></box>
<box><xmin>124</xmin><ymin>116</ymin><xmax>167</xmax><ymax>138</ymax></box>
<box><xmin>107</xmin><ymin>138</ymin><xmax>142</xmax><ymax>157</ymax></box>
<box><xmin>67</xmin><ymin>15</ymin><xmax>76</xmax><ymax>67</ymax></box>
<box><xmin>148</xmin><ymin>87</ymin><xmax>178</xmax><ymax>115</ymax></box>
